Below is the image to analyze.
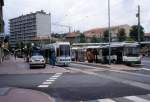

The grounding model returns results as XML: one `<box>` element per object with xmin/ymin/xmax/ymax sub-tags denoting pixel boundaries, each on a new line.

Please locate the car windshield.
<box><xmin>32</xmin><ymin>56</ymin><xmax>43</xmax><ymax>60</ymax></box>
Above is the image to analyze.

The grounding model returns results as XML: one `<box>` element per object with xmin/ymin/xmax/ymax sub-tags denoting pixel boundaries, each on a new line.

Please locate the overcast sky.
<box><xmin>3</xmin><ymin>0</ymin><xmax>150</xmax><ymax>34</ymax></box>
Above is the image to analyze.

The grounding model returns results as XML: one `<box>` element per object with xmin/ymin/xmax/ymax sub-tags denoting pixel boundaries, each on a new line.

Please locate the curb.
<box><xmin>72</xmin><ymin>61</ymin><xmax>110</xmax><ymax>68</ymax></box>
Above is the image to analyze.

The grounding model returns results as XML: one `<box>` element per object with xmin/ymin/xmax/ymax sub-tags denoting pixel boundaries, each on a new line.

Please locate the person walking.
<box><xmin>14</xmin><ymin>51</ymin><xmax>17</xmax><ymax>60</ymax></box>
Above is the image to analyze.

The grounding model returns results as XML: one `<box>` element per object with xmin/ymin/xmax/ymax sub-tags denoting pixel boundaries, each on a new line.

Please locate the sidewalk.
<box><xmin>0</xmin><ymin>56</ymin><xmax>69</xmax><ymax>75</ymax></box>
<box><xmin>0</xmin><ymin>87</ymin><xmax>54</xmax><ymax>102</ymax></box>
<box><xmin>73</xmin><ymin>61</ymin><xmax>140</xmax><ymax>71</ymax></box>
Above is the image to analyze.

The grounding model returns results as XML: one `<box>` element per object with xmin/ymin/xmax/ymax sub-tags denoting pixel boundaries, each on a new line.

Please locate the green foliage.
<box><xmin>91</xmin><ymin>35</ymin><xmax>99</xmax><ymax>43</ymax></box>
<box><xmin>79</xmin><ymin>33</ymin><xmax>86</xmax><ymax>43</ymax></box>
<box><xmin>126</xmin><ymin>37</ymin><xmax>134</xmax><ymax>41</ymax></box>
<box><xmin>117</xmin><ymin>28</ymin><xmax>126</xmax><ymax>42</ymax></box>
<box><xmin>103</xmin><ymin>30</ymin><xmax>109</xmax><ymax>42</ymax></box>
<box><xmin>130</xmin><ymin>25</ymin><xmax>144</xmax><ymax>41</ymax></box>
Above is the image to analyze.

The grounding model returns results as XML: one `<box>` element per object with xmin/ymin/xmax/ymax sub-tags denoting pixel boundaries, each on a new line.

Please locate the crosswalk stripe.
<box><xmin>124</xmin><ymin>96</ymin><xmax>150</xmax><ymax>102</ymax></box>
<box><xmin>51</xmin><ymin>76</ymin><xmax>60</xmax><ymax>78</ymax></box>
<box><xmin>49</xmin><ymin>77</ymin><xmax>58</xmax><ymax>80</ymax></box>
<box><xmin>38</xmin><ymin>85</ymin><xmax>49</xmax><ymax>88</ymax></box>
<box><xmin>42</xmin><ymin>81</ymin><xmax>52</xmax><ymax>85</ymax></box>
<box><xmin>55</xmin><ymin>73</ymin><xmax>63</xmax><ymax>75</ymax></box>
<box><xmin>46</xmin><ymin>79</ymin><xmax>55</xmax><ymax>82</ymax></box>
<box><xmin>97</xmin><ymin>98</ymin><xmax>116</xmax><ymax>102</ymax></box>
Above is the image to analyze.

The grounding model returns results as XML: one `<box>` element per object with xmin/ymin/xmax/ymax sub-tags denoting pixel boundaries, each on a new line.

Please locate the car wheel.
<box><xmin>43</xmin><ymin>64</ymin><xmax>46</xmax><ymax>68</ymax></box>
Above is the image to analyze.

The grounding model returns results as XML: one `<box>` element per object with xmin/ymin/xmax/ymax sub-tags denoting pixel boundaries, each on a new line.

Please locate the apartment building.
<box><xmin>0</xmin><ymin>0</ymin><xmax>4</xmax><ymax>43</ymax></box>
<box><xmin>10</xmin><ymin>10</ymin><xmax>51</xmax><ymax>48</ymax></box>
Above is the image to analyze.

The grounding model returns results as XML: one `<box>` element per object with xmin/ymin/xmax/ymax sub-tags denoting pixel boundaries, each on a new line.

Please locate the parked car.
<box><xmin>29</xmin><ymin>55</ymin><xmax>46</xmax><ymax>68</ymax></box>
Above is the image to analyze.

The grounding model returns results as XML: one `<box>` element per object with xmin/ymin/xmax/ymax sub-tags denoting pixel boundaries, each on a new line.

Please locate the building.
<box><xmin>84</xmin><ymin>24</ymin><xmax>130</xmax><ymax>42</ymax></box>
<box><xmin>65</xmin><ymin>32</ymin><xmax>81</xmax><ymax>43</ymax></box>
<box><xmin>66</xmin><ymin>24</ymin><xmax>131</xmax><ymax>43</ymax></box>
<box><xmin>9</xmin><ymin>10</ymin><xmax>51</xmax><ymax>48</ymax></box>
<box><xmin>144</xmin><ymin>33</ymin><xmax>150</xmax><ymax>41</ymax></box>
<box><xmin>0</xmin><ymin>0</ymin><xmax>4</xmax><ymax>43</ymax></box>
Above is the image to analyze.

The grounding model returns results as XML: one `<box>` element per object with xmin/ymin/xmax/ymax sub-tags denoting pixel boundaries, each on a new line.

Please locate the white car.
<box><xmin>29</xmin><ymin>55</ymin><xmax>46</xmax><ymax>68</ymax></box>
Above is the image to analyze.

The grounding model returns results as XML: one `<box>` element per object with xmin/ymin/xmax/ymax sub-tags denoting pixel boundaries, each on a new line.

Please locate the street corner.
<box><xmin>0</xmin><ymin>87</ymin><xmax>55</xmax><ymax>102</ymax></box>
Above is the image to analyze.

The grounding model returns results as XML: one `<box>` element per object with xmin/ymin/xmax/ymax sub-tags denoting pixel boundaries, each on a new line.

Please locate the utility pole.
<box><xmin>136</xmin><ymin>5</ymin><xmax>141</xmax><ymax>44</ymax></box>
<box><xmin>49</xmin><ymin>13</ymin><xmax>51</xmax><ymax>43</ymax></box>
<box><xmin>108</xmin><ymin>0</ymin><xmax>111</xmax><ymax>65</ymax></box>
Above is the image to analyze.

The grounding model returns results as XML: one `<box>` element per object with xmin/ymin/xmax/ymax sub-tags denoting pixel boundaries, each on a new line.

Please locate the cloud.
<box><xmin>3</xmin><ymin>0</ymin><xmax>150</xmax><ymax>34</ymax></box>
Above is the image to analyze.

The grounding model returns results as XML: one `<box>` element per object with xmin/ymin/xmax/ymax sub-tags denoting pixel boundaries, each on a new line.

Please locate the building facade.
<box><xmin>84</xmin><ymin>24</ymin><xmax>130</xmax><ymax>42</ymax></box>
<box><xmin>10</xmin><ymin>10</ymin><xmax>51</xmax><ymax>48</ymax></box>
<box><xmin>0</xmin><ymin>0</ymin><xmax>4</xmax><ymax>43</ymax></box>
<box><xmin>66</xmin><ymin>24</ymin><xmax>131</xmax><ymax>43</ymax></box>
<box><xmin>145</xmin><ymin>33</ymin><xmax>150</xmax><ymax>41</ymax></box>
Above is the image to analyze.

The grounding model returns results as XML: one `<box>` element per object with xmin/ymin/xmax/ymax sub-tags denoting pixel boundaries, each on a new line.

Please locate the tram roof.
<box><xmin>140</xmin><ymin>41</ymin><xmax>150</xmax><ymax>44</ymax></box>
<box><xmin>72</xmin><ymin>43</ymin><xmax>108</xmax><ymax>46</ymax></box>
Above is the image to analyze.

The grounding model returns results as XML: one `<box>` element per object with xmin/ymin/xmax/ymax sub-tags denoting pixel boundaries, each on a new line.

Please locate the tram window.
<box><xmin>57</xmin><ymin>48</ymin><xmax>59</xmax><ymax>57</ymax></box>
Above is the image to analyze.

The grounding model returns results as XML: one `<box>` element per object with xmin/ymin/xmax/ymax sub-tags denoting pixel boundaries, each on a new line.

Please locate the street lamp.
<box><xmin>108</xmin><ymin>0</ymin><xmax>111</xmax><ymax>65</ymax></box>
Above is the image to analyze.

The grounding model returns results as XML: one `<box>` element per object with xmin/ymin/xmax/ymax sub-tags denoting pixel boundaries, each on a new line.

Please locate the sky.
<box><xmin>3</xmin><ymin>0</ymin><xmax>150</xmax><ymax>34</ymax></box>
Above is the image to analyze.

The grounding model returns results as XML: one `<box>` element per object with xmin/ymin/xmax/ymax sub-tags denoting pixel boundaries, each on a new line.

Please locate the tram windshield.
<box><xmin>124</xmin><ymin>47</ymin><xmax>140</xmax><ymax>56</ymax></box>
<box><xmin>60</xmin><ymin>45</ymin><xmax>70</xmax><ymax>56</ymax></box>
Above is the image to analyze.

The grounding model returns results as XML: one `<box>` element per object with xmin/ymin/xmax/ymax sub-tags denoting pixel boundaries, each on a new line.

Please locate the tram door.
<box><xmin>116</xmin><ymin>47</ymin><xmax>123</xmax><ymax>64</ymax></box>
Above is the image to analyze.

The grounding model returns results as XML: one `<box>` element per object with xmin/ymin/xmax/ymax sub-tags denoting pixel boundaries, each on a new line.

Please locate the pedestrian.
<box><xmin>14</xmin><ymin>51</ymin><xmax>17</xmax><ymax>60</ymax></box>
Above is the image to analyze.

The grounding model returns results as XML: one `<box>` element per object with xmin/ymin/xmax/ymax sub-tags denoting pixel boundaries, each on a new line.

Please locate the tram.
<box><xmin>42</xmin><ymin>42</ymin><xmax>71</xmax><ymax>66</ymax></box>
<box><xmin>71</xmin><ymin>42</ymin><xmax>141</xmax><ymax>65</ymax></box>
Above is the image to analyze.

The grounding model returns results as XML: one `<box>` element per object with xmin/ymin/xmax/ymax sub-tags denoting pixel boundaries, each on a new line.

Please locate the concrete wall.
<box><xmin>36</xmin><ymin>13</ymin><xmax>51</xmax><ymax>36</ymax></box>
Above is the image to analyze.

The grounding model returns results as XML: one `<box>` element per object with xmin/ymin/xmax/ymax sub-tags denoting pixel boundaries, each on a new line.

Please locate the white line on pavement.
<box><xmin>38</xmin><ymin>85</ymin><xmax>49</xmax><ymax>88</ymax></box>
<box><xmin>97</xmin><ymin>98</ymin><xmax>116</xmax><ymax>102</ymax></box>
<box><xmin>124</xmin><ymin>96</ymin><xmax>150</xmax><ymax>102</ymax></box>
<box><xmin>51</xmin><ymin>75</ymin><xmax>61</xmax><ymax>78</ymax></box>
<box><xmin>42</xmin><ymin>81</ymin><xmax>52</xmax><ymax>85</ymax></box>
<box><xmin>141</xmin><ymin>68</ymin><xmax>150</xmax><ymax>71</ymax></box>
<box><xmin>46</xmin><ymin>79</ymin><xmax>55</xmax><ymax>82</ymax></box>
<box><xmin>49</xmin><ymin>77</ymin><xmax>58</xmax><ymax>80</ymax></box>
<box><xmin>55</xmin><ymin>73</ymin><xmax>63</xmax><ymax>75</ymax></box>
<box><xmin>37</xmin><ymin>73</ymin><xmax>63</xmax><ymax>88</ymax></box>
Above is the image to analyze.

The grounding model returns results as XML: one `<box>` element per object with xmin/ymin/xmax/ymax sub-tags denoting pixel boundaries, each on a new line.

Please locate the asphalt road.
<box><xmin>142</xmin><ymin>57</ymin><xmax>150</xmax><ymax>68</ymax></box>
<box><xmin>1</xmin><ymin>60</ymin><xmax>150</xmax><ymax>102</ymax></box>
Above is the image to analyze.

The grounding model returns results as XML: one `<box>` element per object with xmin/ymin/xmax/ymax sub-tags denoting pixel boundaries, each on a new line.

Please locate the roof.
<box><xmin>145</xmin><ymin>33</ymin><xmax>150</xmax><ymax>36</ymax></box>
<box><xmin>84</xmin><ymin>24</ymin><xmax>130</xmax><ymax>38</ymax></box>
<box><xmin>84</xmin><ymin>28</ymin><xmax>106</xmax><ymax>38</ymax></box>
<box><xmin>66</xmin><ymin>32</ymin><xmax>80</xmax><ymax>38</ymax></box>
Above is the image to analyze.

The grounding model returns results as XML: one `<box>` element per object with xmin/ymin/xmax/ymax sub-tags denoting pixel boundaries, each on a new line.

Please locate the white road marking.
<box><xmin>38</xmin><ymin>85</ymin><xmax>49</xmax><ymax>88</ymax></box>
<box><xmin>55</xmin><ymin>73</ymin><xmax>63</xmax><ymax>75</ymax></box>
<box><xmin>141</xmin><ymin>68</ymin><xmax>150</xmax><ymax>71</ymax></box>
<box><xmin>124</xmin><ymin>96</ymin><xmax>150</xmax><ymax>102</ymax></box>
<box><xmin>37</xmin><ymin>73</ymin><xmax>63</xmax><ymax>88</ymax></box>
<box><xmin>49</xmin><ymin>77</ymin><xmax>58</xmax><ymax>80</ymax></box>
<box><xmin>46</xmin><ymin>79</ymin><xmax>55</xmax><ymax>82</ymax></box>
<box><xmin>51</xmin><ymin>75</ymin><xmax>61</xmax><ymax>78</ymax></box>
<box><xmin>42</xmin><ymin>81</ymin><xmax>52</xmax><ymax>85</ymax></box>
<box><xmin>97</xmin><ymin>98</ymin><xmax>116</xmax><ymax>102</ymax></box>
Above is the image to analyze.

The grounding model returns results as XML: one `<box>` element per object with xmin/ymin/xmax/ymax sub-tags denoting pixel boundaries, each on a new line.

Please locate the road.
<box><xmin>0</xmin><ymin>58</ymin><xmax>150</xmax><ymax>102</ymax></box>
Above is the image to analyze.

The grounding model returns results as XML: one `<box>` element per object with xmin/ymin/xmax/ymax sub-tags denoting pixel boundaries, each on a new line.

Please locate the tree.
<box><xmin>117</xmin><ymin>28</ymin><xmax>126</xmax><ymax>42</ymax></box>
<box><xmin>103</xmin><ymin>30</ymin><xmax>109</xmax><ymax>42</ymax></box>
<box><xmin>130</xmin><ymin>25</ymin><xmax>144</xmax><ymax>41</ymax></box>
<box><xmin>126</xmin><ymin>37</ymin><xmax>134</xmax><ymax>41</ymax></box>
<box><xmin>79</xmin><ymin>33</ymin><xmax>86</xmax><ymax>43</ymax></box>
<box><xmin>91</xmin><ymin>35</ymin><xmax>99</xmax><ymax>43</ymax></box>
